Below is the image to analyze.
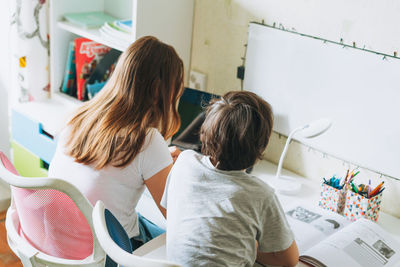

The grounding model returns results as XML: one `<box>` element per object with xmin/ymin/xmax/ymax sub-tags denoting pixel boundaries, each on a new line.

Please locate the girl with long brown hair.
<box><xmin>49</xmin><ymin>36</ymin><xmax>184</xmax><ymax>256</ymax></box>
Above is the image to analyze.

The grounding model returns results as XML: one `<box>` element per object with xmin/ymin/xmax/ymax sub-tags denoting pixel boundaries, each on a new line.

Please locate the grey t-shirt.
<box><xmin>161</xmin><ymin>150</ymin><xmax>294</xmax><ymax>267</ymax></box>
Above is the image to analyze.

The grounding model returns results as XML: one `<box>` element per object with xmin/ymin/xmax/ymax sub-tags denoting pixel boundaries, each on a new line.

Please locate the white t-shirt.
<box><xmin>161</xmin><ymin>150</ymin><xmax>294</xmax><ymax>267</ymax></box>
<box><xmin>49</xmin><ymin>128</ymin><xmax>172</xmax><ymax>238</ymax></box>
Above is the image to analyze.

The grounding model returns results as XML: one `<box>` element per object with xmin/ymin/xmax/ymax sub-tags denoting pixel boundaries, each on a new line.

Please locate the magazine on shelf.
<box><xmin>99</xmin><ymin>22</ymin><xmax>132</xmax><ymax>47</ymax></box>
<box><xmin>86</xmin><ymin>49</ymin><xmax>121</xmax><ymax>99</ymax></box>
<box><xmin>285</xmin><ymin>204</ymin><xmax>400</xmax><ymax>267</ymax></box>
<box><xmin>63</xmin><ymin>11</ymin><xmax>117</xmax><ymax>28</ymax></box>
<box><xmin>74</xmin><ymin>38</ymin><xmax>111</xmax><ymax>100</ymax></box>
<box><xmin>61</xmin><ymin>41</ymin><xmax>77</xmax><ymax>97</ymax></box>
<box><xmin>110</xmin><ymin>20</ymin><xmax>131</xmax><ymax>34</ymax></box>
<box><xmin>115</xmin><ymin>19</ymin><xmax>132</xmax><ymax>32</ymax></box>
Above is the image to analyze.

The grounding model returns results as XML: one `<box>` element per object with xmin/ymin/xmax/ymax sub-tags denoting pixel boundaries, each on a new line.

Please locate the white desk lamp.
<box><xmin>274</xmin><ymin>118</ymin><xmax>332</xmax><ymax>195</ymax></box>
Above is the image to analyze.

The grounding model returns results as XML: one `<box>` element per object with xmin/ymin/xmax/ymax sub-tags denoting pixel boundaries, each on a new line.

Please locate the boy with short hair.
<box><xmin>161</xmin><ymin>91</ymin><xmax>299</xmax><ymax>267</ymax></box>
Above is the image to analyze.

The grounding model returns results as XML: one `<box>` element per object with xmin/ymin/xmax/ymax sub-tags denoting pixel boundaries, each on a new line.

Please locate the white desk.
<box><xmin>251</xmin><ymin>160</ymin><xmax>400</xmax><ymax>243</ymax></box>
<box><xmin>136</xmin><ymin>159</ymin><xmax>400</xmax><ymax>266</ymax></box>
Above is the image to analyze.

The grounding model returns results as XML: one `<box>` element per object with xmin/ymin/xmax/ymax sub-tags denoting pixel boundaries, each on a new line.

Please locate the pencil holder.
<box><xmin>343</xmin><ymin>191</ymin><xmax>383</xmax><ymax>222</ymax></box>
<box><xmin>318</xmin><ymin>183</ymin><xmax>347</xmax><ymax>214</ymax></box>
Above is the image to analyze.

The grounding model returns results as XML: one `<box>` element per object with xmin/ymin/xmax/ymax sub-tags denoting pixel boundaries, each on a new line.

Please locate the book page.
<box><xmin>302</xmin><ymin>218</ymin><xmax>400</xmax><ymax>267</ymax></box>
<box><xmin>284</xmin><ymin>204</ymin><xmax>350</xmax><ymax>253</ymax></box>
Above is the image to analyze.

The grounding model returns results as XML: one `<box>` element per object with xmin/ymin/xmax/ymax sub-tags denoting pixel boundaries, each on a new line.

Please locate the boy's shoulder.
<box><xmin>172</xmin><ymin>149</ymin><xmax>204</xmax><ymax>173</ymax></box>
<box><xmin>180</xmin><ymin>149</ymin><xmax>198</xmax><ymax>157</ymax></box>
<box><xmin>175</xmin><ymin>149</ymin><xmax>201</xmax><ymax>164</ymax></box>
<box><xmin>174</xmin><ymin>151</ymin><xmax>275</xmax><ymax>193</ymax></box>
<box><xmin>239</xmin><ymin>174</ymin><xmax>276</xmax><ymax>199</ymax></box>
<box><xmin>248</xmin><ymin>174</ymin><xmax>275</xmax><ymax>192</ymax></box>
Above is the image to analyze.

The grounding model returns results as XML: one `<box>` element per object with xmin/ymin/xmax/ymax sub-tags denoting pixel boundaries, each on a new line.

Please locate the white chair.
<box><xmin>92</xmin><ymin>200</ymin><xmax>180</xmax><ymax>267</ymax></box>
<box><xmin>0</xmin><ymin>152</ymin><xmax>105</xmax><ymax>266</ymax></box>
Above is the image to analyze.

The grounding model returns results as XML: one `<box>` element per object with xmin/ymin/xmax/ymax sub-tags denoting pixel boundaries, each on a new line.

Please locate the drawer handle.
<box><xmin>39</xmin><ymin>125</ymin><xmax>54</xmax><ymax>140</ymax></box>
<box><xmin>41</xmin><ymin>160</ymin><xmax>49</xmax><ymax>170</ymax></box>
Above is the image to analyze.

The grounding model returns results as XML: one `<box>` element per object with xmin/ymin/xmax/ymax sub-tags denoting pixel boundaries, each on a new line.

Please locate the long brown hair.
<box><xmin>66</xmin><ymin>36</ymin><xmax>184</xmax><ymax>169</ymax></box>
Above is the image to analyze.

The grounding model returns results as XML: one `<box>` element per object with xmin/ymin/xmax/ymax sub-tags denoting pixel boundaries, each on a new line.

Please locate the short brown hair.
<box><xmin>200</xmin><ymin>91</ymin><xmax>273</xmax><ymax>171</ymax></box>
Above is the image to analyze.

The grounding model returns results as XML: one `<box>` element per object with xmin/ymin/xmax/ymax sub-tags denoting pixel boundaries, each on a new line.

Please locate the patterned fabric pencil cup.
<box><xmin>343</xmin><ymin>190</ymin><xmax>383</xmax><ymax>222</ymax></box>
<box><xmin>319</xmin><ymin>183</ymin><xmax>347</xmax><ymax>214</ymax></box>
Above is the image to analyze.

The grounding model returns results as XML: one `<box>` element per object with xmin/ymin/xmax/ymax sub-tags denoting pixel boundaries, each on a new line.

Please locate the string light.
<box><xmin>253</xmin><ymin>22</ymin><xmax>399</xmax><ymax>61</ymax></box>
<box><xmin>274</xmin><ymin>134</ymin><xmax>400</xmax><ymax>182</ymax></box>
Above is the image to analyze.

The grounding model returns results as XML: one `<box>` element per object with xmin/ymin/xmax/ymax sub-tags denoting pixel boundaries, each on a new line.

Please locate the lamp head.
<box><xmin>300</xmin><ymin>118</ymin><xmax>332</xmax><ymax>138</ymax></box>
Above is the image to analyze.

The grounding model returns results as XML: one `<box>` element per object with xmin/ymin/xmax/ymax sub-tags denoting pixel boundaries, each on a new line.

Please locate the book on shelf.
<box><xmin>109</xmin><ymin>20</ymin><xmax>131</xmax><ymax>34</ymax></box>
<box><xmin>61</xmin><ymin>41</ymin><xmax>77</xmax><ymax>97</ymax></box>
<box><xmin>115</xmin><ymin>19</ymin><xmax>132</xmax><ymax>32</ymax></box>
<box><xmin>63</xmin><ymin>11</ymin><xmax>118</xmax><ymax>28</ymax></box>
<box><xmin>86</xmin><ymin>49</ymin><xmax>121</xmax><ymax>99</ymax></box>
<box><xmin>286</xmin><ymin>204</ymin><xmax>400</xmax><ymax>267</ymax></box>
<box><xmin>74</xmin><ymin>38</ymin><xmax>111</xmax><ymax>100</ymax></box>
<box><xmin>99</xmin><ymin>21</ymin><xmax>132</xmax><ymax>48</ymax></box>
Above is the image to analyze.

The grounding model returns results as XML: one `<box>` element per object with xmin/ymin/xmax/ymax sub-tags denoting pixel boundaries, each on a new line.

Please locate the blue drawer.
<box><xmin>11</xmin><ymin>109</ymin><xmax>57</xmax><ymax>164</ymax></box>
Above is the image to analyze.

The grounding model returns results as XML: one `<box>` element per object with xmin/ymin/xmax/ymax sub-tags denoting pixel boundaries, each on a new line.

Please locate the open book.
<box><xmin>285</xmin><ymin>205</ymin><xmax>400</xmax><ymax>267</ymax></box>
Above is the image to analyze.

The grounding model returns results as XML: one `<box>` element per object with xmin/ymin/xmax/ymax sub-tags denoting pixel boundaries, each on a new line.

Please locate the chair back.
<box><xmin>0</xmin><ymin>151</ymin><xmax>105</xmax><ymax>266</ymax></box>
<box><xmin>105</xmin><ymin>209</ymin><xmax>133</xmax><ymax>254</ymax></box>
<box><xmin>93</xmin><ymin>201</ymin><xmax>181</xmax><ymax>267</ymax></box>
<box><xmin>104</xmin><ymin>208</ymin><xmax>133</xmax><ymax>267</ymax></box>
<box><xmin>12</xmin><ymin>187</ymin><xmax>93</xmax><ymax>259</ymax></box>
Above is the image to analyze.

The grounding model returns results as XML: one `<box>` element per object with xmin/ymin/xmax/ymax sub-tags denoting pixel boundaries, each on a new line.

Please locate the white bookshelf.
<box><xmin>41</xmin><ymin>0</ymin><xmax>194</xmax><ymax>134</ymax></box>
<box><xmin>50</xmin><ymin>0</ymin><xmax>194</xmax><ymax>97</ymax></box>
<box><xmin>57</xmin><ymin>21</ymin><xmax>128</xmax><ymax>52</ymax></box>
<box><xmin>8</xmin><ymin>0</ymin><xmax>194</xmax><ymax>163</ymax></box>
<box><xmin>6</xmin><ymin>0</ymin><xmax>194</xmax><ymax>213</ymax></box>
<box><xmin>13</xmin><ymin>93</ymin><xmax>81</xmax><ymax>136</ymax></box>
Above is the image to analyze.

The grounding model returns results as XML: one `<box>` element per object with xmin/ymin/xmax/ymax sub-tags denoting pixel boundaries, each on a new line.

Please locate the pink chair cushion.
<box><xmin>13</xmin><ymin>188</ymin><xmax>93</xmax><ymax>259</ymax></box>
<box><xmin>0</xmin><ymin>152</ymin><xmax>19</xmax><ymax>175</ymax></box>
<box><xmin>0</xmin><ymin>151</ymin><xmax>93</xmax><ymax>260</ymax></box>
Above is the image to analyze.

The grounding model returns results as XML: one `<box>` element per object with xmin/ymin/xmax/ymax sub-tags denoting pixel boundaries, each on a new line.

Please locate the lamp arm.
<box><xmin>275</xmin><ymin>125</ymin><xmax>308</xmax><ymax>179</ymax></box>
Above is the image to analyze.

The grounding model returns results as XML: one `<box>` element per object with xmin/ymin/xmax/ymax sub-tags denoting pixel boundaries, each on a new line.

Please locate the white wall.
<box><xmin>191</xmin><ymin>0</ymin><xmax>400</xmax><ymax>95</ymax></box>
<box><xmin>190</xmin><ymin>0</ymin><xmax>400</xmax><ymax>218</ymax></box>
<box><xmin>0</xmin><ymin>1</ymin><xmax>11</xmax><ymax>157</ymax></box>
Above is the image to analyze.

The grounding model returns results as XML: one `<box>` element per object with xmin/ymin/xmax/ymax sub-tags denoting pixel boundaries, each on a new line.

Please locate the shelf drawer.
<box><xmin>11</xmin><ymin>141</ymin><xmax>48</xmax><ymax>177</ymax></box>
<box><xmin>11</xmin><ymin>109</ymin><xmax>57</xmax><ymax>164</ymax></box>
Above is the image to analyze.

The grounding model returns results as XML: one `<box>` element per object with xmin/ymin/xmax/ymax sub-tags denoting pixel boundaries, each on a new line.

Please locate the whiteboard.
<box><xmin>244</xmin><ymin>23</ymin><xmax>400</xmax><ymax>179</ymax></box>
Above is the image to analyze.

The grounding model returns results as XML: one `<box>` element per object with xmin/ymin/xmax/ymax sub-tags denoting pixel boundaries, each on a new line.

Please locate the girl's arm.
<box><xmin>168</xmin><ymin>146</ymin><xmax>181</xmax><ymax>163</ymax></box>
<box><xmin>144</xmin><ymin>164</ymin><xmax>172</xmax><ymax>218</ymax></box>
<box><xmin>256</xmin><ymin>240</ymin><xmax>299</xmax><ymax>267</ymax></box>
